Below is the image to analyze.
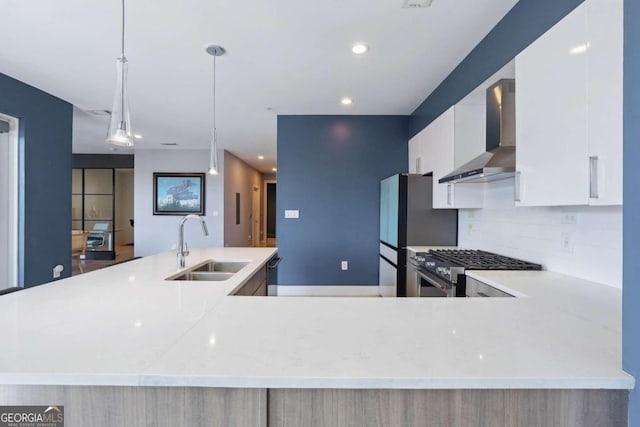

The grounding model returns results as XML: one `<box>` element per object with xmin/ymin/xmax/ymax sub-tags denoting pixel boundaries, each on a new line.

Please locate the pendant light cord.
<box><xmin>120</xmin><ymin>0</ymin><xmax>126</xmax><ymax>130</ymax></box>
<box><xmin>121</xmin><ymin>0</ymin><xmax>125</xmax><ymax>55</ymax></box>
<box><xmin>213</xmin><ymin>54</ymin><xmax>217</xmax><ymax>134</ymax></box>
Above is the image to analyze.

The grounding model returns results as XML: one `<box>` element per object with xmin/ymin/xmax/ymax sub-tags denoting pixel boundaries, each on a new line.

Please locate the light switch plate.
<box><xmin>285</xmin><ymin>210</ymin><xmax>299</xmax><ymax>219</ymax></box>
<box><xmin>561</xmin><ymin>232</ymin><xmax>574</xmax><ymax>253</ymax></box>
<box><xmin>341</xmin><ymin>261</ymin><xmax>349</xmax><ymax>271</ymax></box>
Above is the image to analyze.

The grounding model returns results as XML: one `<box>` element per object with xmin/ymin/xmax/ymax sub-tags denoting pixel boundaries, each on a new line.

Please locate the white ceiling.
<box><xmin>0</xmin><ymin>0</ymin><xmax>517</xmax><ymax>173</ymax></box>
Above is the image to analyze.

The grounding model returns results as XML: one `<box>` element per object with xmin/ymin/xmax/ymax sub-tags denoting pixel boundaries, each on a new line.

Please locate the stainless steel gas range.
<box><xmin>408</xmin><ymin>249</ymin><xmax>542</xmax><ymax>297</ymax></box>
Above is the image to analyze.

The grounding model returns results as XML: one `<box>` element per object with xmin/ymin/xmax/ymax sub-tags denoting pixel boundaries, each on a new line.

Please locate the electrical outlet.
<box><xmin>561</xmin><ymin>212</ymin><xmax>578</xmax><ymax>224</ymax></box>
<box><xmin>285</xmin><ymin>210</ymin><xmax>299</xmax><ymax>219</ymax></box>
<box><xmin>341</xmin><ymin>261</ymin><xmax>349</xmax><ymax>271</ymax></box>
<box><xmin>561</xmin><ymin>232</ymin><xmax>574</xmax><ymax>253</ymax></box>
<box><xmin>52</xmin><ymin>264</ymin><xmax>64</xmax><ymax>279</ymax></box>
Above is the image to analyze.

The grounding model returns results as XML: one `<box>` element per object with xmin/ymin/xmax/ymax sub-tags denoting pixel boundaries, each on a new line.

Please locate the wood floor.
<box><xmin>72</xmin><ymin>244</ymin><xmax>136</xmax><ymax>276</ymax></box>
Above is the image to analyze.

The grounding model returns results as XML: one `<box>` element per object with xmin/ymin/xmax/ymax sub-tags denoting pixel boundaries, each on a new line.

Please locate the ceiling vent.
<box><xmin>402</xmin><ymin>0</ymin><xmax>433</xmax><ymax>8</ymax></box>
<box><xmin>160</xmin><ymin>142</ymin><xmax>179</xmax><ymax>146</ymax></box>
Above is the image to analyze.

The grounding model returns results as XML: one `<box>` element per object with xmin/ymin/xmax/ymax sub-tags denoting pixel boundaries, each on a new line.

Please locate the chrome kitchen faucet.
<box><xmin>177</xmin><ymin>215</ymin><xmax>209</xmax><ymax>269</ymax></box>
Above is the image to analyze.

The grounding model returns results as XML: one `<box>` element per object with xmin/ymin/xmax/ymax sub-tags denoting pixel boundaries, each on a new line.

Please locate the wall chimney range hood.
<box><xmin>439</xmin><ymin>79</ymin><xmax>516</xmax><ymax>184</ymax></box>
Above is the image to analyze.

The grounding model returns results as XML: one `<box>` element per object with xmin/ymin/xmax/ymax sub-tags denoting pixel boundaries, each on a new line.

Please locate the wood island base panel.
<box><xmin>0</xmin><ymin>386</ymin><xmax>628</xmax><ymax>427</ymax></box>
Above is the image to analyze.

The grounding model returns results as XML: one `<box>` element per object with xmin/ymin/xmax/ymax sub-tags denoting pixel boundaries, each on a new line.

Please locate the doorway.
<box><xmin>264</xmin><ymin>181</ymin><xmax>276</xmax><ymax>247</ymax></box>
<box><xmin>71</xmin><ymin>167</ymin><xmax>135</xmax><ymax>275</ymax></box>
<box><xmin>0</xmin><ymin>114</ymin><xmax>19</xmax><ymax>290</ymax></box>
<box><xmin>251</xmin><ymin>185</ymin><xmax>261</xmax><ymax>247</ymax></box>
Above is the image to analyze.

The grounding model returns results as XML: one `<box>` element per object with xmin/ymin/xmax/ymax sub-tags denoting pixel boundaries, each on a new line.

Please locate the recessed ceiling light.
<box><xmin>272</xmin><ymin>168</ymin><xmax>277</xmax><ymax>172</ymax></box>
<box><xmin>569</xmin><ymin>43</ymin><xmax>589</xmax><ymax>55</ymax></box>
<box><xmin>402</xmin><ymin>0</ymin><xmax>433</xmax><ymax>8</ymax></box>
<box><xmin>352</xmin><ymin>43</ymin><xmax>369</xmax><ymax>54</ymax></box>
<box><xmin>133</xmin><ymin>134</ymin><xmax>143</xmax><ymax>139</ymax></box>
<box><xmin>258</xmin><ymin>155</ymin><xmax>265</xmax><ymax>160</ymax></box>
<box><xmin>341</xmin><ymin>97</ymin><xmax>353</xmax><ymax>105</ymax></box>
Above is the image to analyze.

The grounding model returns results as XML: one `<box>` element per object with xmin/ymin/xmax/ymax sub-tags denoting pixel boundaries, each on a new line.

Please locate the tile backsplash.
<box><xmin>458</xmin><ymin>180</ymin><xmax>622</xmax><ymax>288</ymax></box>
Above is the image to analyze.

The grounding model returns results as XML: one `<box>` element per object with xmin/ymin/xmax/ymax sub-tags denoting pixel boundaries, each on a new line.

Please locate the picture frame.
<box><xmin>153</xmin><ymin>173</ymin><xmax>205</xmax><ymax>216</ymax></box>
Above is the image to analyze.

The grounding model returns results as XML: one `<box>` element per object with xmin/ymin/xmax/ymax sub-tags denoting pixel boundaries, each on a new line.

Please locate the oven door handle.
<box><xmin>415</xmin><ymin>268</ymin><xmax>454</xmax><ymax>296</ymax></box>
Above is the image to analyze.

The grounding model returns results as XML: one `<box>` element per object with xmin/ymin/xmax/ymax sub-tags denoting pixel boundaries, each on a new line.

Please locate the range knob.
<box><xmin>436</xmin><ymin>267</ymin><xmax>450</xmax><ymax>278</ymax></box>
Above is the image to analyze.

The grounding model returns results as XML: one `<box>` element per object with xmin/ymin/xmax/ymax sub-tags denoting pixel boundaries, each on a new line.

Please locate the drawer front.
<box><xmin>379</xmin><ymin>243</ymin><xmax>398</xmax><ymax>266</ymax></box>
<box><xmin>235</xmin><ymin>268</ymin><xmax>267</xmax><ymax>296</ymax></box>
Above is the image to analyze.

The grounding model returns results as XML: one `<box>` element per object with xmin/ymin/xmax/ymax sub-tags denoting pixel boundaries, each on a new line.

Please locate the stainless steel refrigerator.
<box><xmin>379</xmin><ymin>174</ymin><xmax>458</xmax><ymax>297</ymax></box>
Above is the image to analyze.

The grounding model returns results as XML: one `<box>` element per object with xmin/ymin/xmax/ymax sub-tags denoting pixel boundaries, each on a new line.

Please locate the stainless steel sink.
<box><xmin>191</xmin><ymin>260</ymin><xmax>249</xmax><ymax>273</ymax></box>
<box><xmin>166</xmin><ymin>259</ymin><xmax>250</xmax><ymax>281</ymax></box>
<box><xmin>171</xmin><ymin>271</ymin><xmax>234</xmax><ymax>281</ymax></box>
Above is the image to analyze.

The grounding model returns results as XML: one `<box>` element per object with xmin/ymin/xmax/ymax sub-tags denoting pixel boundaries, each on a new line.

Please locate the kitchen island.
<box><xmin>0</xmin><ymin>247</ymin><xmax>633</xmax><ymax>426</ymax></box>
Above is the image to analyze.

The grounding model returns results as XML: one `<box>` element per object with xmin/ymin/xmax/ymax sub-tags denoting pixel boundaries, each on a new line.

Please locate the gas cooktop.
<box><xmin>427</xmin><ymin>249</ymin><xmax>542</xmax><ymax>271</ymax></box>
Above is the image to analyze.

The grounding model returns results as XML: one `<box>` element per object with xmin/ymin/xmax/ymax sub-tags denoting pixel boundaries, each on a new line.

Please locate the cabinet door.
<box><xmin>515</xmin><ymin>2</ymin><xmax>589</xmax><ymax>206</ymax></box>
<box><xmin>430</xmin><ymin>108</ymin><xmax>456</xmax><ymax>209</ymax></box>
<box><xmin>419</xmin><ymin>128</ymin><xmax>434</xmax><ymax>175</ymax></box>
<box><xmin>586</xmin><ymin>0</ymin><xmax>623</xmax><ymax>205</ymax></box>
<box><xmin>451</xmin><ymin>105</ymin><xmax>485</xmax><ymax>208</ymax></box>
<box><xmin>408</xmin><ymin>135</ymin><xmax>420</xmax><ymax>174</ymax></box>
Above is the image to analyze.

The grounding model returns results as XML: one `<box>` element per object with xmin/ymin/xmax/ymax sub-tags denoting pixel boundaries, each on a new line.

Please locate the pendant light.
<box><xmin>206</xmin><ymin>45</ymin><xmax>225</xmax><ymax>175</ymax></box>
<box><xmin>106</xmin><ymin>0</ymin><xmax>133</xmax><ymax>147</ymax></box>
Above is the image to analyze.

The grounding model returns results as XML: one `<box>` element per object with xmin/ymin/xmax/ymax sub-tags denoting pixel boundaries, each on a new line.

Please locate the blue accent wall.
<box><xmin>409</xmin><ymin>0</ymin><xmax>584</xmax><ymax>138</ymax></box>
<box><xmin>624</xmin><ymin>0</ymin><xmax>640</xmax><ymax>423</ymax></box>
<box><xmin>0</xmin><ymin>73</ymin><xmax>73</xmax><ymax>287</ymax></box>
<box><xmin>277</xmin><ymin>115</ymin><xmax>408</xmax><ymax>286</ymax></box>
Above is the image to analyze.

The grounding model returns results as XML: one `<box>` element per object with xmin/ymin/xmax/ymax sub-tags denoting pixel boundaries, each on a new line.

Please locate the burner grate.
<box><xmin>428</xmin><ymin>249</ymin><xmax>542</xmax><ymax>270</ymax></box>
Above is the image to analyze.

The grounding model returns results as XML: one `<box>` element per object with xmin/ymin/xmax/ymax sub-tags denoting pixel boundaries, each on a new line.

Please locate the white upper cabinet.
<box><xmin>515</xmin><ymin>2</ymin><xmax>589</xmax><ymax>206</ymax></box>
<box><xmin>586</xmin><ymin>0</ymin><xmax>623</xmax><ymax>205</ymax></box>
<box><xmin>408</xmin><ymin>124</ymin><xmax>434</xmax><ymax>175</ymax></box>
<box><xmin>515</xmin><ymin>0</ymin><xmax>622</xmax><ymax>206</ymax></box>
<box><xmin>428</xmin><ymin>106</ymin><xmax>485</xmax><ymax>209</ymax></box>
<box><xmin>408</xmin><ymin>136</ymin><xmax>420</xmax><ymax>174</ymax></box>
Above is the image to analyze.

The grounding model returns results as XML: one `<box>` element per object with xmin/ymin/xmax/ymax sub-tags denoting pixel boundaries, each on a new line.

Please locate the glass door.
<box><xmin>72</xmin><ymin>168</ymin><xmax>116</xmax><ymax>260</ymax></box>
<box><xmin>0</xmin><ymin>114</ymin><xmax>19</xmax><ymax>290</ymax></box>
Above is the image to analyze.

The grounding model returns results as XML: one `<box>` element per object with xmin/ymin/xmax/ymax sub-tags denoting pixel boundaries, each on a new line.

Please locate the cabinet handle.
<box><xmin>589</xmin><ymin>156</ymin><xmax>599</xmax><ymax>199</ymax></box>
<box><xmin>515</xmin><ymin>171</ymin><xmax>521</xmax><ymax>202</ymax></box>
<box><xmin>447</xmin><ymin>183</ymin><xmax>453</xmax><ymax>206</ymax></box>
<box><xmin>416</xmin><ymin>157</ymin><xmax>421</xmax><ymax>175</ymax></box>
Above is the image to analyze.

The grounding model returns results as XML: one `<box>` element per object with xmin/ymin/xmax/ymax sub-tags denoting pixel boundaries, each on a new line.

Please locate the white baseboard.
<box><xmin>275</xmin><ymin>286</ymin><xmax>380</xmax><ymax>297</ymax></box>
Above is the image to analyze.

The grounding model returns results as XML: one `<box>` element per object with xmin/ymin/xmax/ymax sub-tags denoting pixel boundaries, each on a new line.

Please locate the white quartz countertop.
<box><xmin>0</xmin><ymin>247</ymin><xmax>633</xmax><ymax>390</ymax></box>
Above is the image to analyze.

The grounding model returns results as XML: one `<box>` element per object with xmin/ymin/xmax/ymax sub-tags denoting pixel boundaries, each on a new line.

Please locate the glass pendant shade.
<box><xmin>208</xmin><ymin>129</ymin><xmax>219</xmax><ymax>175</ymax></box>
<box><xmin>106</xmin><ymin>56</ymin><xmax>132</xmax><ymax>147</ymax></box>
<box><xmin>206</xmin><ymin>45</ymin><xmax>225</xmax><ymax>176</ymax></box>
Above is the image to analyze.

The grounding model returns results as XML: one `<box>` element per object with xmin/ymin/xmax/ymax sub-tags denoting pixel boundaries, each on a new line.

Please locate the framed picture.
<box><xmin>153</xmin><ymin>173</ymin><xmax>205</xmax><ymax>215</ymax></box>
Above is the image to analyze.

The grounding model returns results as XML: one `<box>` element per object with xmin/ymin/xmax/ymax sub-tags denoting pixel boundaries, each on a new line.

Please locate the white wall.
<box><xmin>458</xmin><ymin>179</ymin><xmax>622</xmax><ymax>288</ymax></box>
<box><xmin>134</xmin><ymin>149</ymin><xmax>224</xmax><ymax>257</ymax></box>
